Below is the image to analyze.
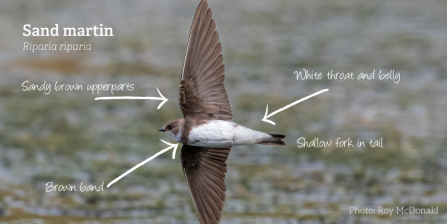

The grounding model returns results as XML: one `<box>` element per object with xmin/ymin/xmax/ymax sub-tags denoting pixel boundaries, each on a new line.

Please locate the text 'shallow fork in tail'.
<box><xmin>258</xmin><ymin>133</ymin><xmax>286</xmax><ymax>146</ymax></box>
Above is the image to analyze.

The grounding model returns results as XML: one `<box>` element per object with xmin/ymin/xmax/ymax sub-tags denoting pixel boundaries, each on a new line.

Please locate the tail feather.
<box><xmin>258</xmin><ymin>133</ymin><xmax>286</xmax><ymax>146</ymax></box>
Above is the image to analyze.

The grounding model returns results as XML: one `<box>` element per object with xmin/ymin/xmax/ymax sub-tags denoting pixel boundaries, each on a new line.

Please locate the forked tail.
<box><xmin>258</xmin><ymin>133</ymin><xmax>286</xmax><ymax>146</ymax></box>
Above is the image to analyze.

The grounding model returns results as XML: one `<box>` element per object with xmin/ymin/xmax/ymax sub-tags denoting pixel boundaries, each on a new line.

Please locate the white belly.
<box><xmin>188</xmin><ymin>120</ymin><xmax>270</xmax><ymax>148</ymax></box>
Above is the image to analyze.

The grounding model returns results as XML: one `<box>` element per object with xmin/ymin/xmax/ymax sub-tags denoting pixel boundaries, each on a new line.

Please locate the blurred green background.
<box><xmin>1</xmin><ymin>0</ymin><xmax>447</xmax><ymax>223</ymax></box>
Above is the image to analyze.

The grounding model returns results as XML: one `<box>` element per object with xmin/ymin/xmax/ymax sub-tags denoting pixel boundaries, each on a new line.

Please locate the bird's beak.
<box><xmin>159</xmin><ymin>129</ymin><xmax>165</xmax><ymax>132</ymax></box>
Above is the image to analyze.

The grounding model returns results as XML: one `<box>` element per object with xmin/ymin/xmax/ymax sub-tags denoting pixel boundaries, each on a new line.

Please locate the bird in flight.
<box><xmin>159</xmin><ymin>1</ymin><xmax>286</xmax><ymax>223</ymax></box>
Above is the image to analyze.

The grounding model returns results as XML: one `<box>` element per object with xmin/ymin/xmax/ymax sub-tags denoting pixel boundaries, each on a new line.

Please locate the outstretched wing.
<box><xmin>181</xmin><ymin>145</ymin><xmax>231</xmax><ymax>224</ymax></box>
<box><xmin>179</xmin><ymin>0</ymin><xmax>233</xmax><ymax>121</ymax></box>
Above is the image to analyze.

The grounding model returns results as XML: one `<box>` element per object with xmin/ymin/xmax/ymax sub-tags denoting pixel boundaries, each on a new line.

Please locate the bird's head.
<box><xmin>159</xmin><ymin>119</ymin><xmax>183</xmax><ymax>142</ymax></box>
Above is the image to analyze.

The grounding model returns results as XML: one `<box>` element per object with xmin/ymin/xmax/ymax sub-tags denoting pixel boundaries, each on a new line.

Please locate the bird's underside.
<box><xmin>178</xmin><ymin>1</ymin><xmax>233</xmax><ymax>223</ymax></box>
<box><xmin>176</xmin><ymin>1</ymin><xmax>284</xmax><ymax>223</ymax></box>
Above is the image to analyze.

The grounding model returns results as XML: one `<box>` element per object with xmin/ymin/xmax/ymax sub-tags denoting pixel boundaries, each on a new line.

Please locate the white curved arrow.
<box><xmin>95</xmin><ymin>87</ymin><xmax>169</xmax><ymax>109</ymax></box>
<box><xmin>262</xmin><ymin>89</ymin><xmax>329</xmax><ymax>125</ymax></box>
<box><xmin>107</xmin><ymin>139</ymin><xmax>179</xmax><ymax>188</ymax></box>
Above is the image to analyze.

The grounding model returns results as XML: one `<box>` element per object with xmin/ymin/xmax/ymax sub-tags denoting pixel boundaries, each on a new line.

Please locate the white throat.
<box><xmin>166</xmin><ymin>125</ymin><xmax>182</xmax><ymax>143</ymax></box>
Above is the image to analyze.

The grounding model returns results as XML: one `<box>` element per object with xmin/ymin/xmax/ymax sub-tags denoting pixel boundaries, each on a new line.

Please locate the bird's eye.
<box><xmin>167</xmin><ymin>125</ymin><xmax>173</xmax><ymax>130</ymax></box>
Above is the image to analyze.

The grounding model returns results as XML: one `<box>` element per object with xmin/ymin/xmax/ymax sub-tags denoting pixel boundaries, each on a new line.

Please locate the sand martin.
<box><xmin>159</xmin><ymin>1</ymin><xmax>286</xmax><ymax>223</ymax></box>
